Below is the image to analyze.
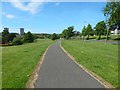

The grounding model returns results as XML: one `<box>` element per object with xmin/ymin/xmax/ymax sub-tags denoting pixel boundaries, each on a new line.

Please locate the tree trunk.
<box><xmin>87</xmin><ymin>35</ymin><xmax>89</xmax><ymax>40</ymax></box>
<box><xmin>98</xmin><ymin>35</ymin><xmax>101</xmax><ymax>40</ymax></box>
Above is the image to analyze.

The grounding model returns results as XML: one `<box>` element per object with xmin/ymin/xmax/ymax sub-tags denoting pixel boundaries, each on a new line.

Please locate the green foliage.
<box><xmin>103</xmin><ymin>2</ymin><xmax>120</xmax><ymax>27</ymax></box>
<box><xmin>8</xmin><ymin>33</ymin><xmax>16</xmax><ymax>42</ymax></box>
<box><xmin>2</xmin><ymin>29</ymin><xmax>16</xmax><ymax>44</ymax></box>
<box><xmin>94</xmin><ymin>21</ymin><xmax>106</xmax><ymax>40</ymax></box>
<box><xmin>73</xmin><ymin>31</ymin><xmax>80</xmax><ymax>37</ymax></box>
<box><xmin>12</xmin><ymin>37</ymin><xmax>23</xmax><ymax>45</ymax></box>
<box><xmin>61</xmin><ymin>26</ymin><xmax>74</xmax><ymax>39</ymax></box>
<box><xmin>2</xmin><ymin>39</ymin><xmax>54</xmax><ymax>88</ymax></box>
<box><xmin>81</xmin><ymin>26</ymin><xmax>87</xmax><ymax>36</ymax></box>
<box><xmin>50</xmin><ymin>33</ymin><xmax>59</xmax><ymax>40</ymax></box>
<box><xmin>85</xmin><ymin>24</ymin><xmax>93</xmax><ymax>39</ymax></box>
<box><xmin>23</xmin><ymin>31</ymin><xmax>35</xmax><ymax>43</ymax></box>
<box><xmin>2</xmin><ymin>30</ymin><xmax>9</xmax><ymax>44</ymax></box>
<box><xmin>62</xmin><ymin>40</ymin><xmax>118</xmax><ymax>87</ymax></box>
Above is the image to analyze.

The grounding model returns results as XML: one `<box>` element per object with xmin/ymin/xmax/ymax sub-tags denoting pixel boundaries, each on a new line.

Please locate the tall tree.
<box><xmin>61</xmin><ymin>26</ymin><xmax>74</xmax><ymax>39</ymax></box>
<box><xmin>86</xmin><ymin>24</ymin><xmax>93</xmax><ymax>39</ymax></box>
<box><xmin>61</xmin><ymin>29</ymin><xmax>68</xmax><ymax>39</ymax></box>
<box><xmin>103</xmin><ymin>2</ymin><xmax>120</xmax><ymax>27</ymax></box>
<box><xmin>67</xmin><ymin>26</ymin><xmax>74</xmax><ymax>38</ymax></box>
<box><xmin>103</xmin><ymin>1</ymin><xmax>120</xmax><ymax>41</ymax></box>
<box><xmin>81</xmin><ymin>26</ymin><xmax>87</xmax><ymax>40</ymax></box>
<box><xmin>94</xmin><ymin>21</ymin><xmax>106</xmax><ymax>40</ymax></box>
<box><xmin>2</xmin><ymin>29</ymin><xmax>9</xmax><ymax>44</ymax></box>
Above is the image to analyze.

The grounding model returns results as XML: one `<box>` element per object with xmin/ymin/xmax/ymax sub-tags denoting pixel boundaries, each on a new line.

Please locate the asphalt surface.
<box><xmin>34</xmin><ymin>40</ymin><xmax>105</xmax><ymax>88</ymax></box>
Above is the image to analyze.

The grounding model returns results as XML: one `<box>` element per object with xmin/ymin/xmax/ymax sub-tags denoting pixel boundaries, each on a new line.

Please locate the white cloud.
<box><xmin>10</xmin><ymin>0</ymin><xmax>44</xmax><ymax>14</ymax></box>
<box><xmin>6</xmin><ymin>14</ymin><xmax>15</xmax><ymax>19</ymax></box>
<box><xmin>2</xmin><ymin>12</ymin><xmax>15</xmax><ymax>19</ymax></box>
<box><xmin>55</xmin><ymin>2</ymin><xmax>60</xmax><ymax>6</ymax></box>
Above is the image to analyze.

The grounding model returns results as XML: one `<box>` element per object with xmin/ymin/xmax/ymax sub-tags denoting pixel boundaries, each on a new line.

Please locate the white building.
<box><xmin>111</xmin><ymin>25</ymin><xmax>120</xmax><ymax>35</ymax></box>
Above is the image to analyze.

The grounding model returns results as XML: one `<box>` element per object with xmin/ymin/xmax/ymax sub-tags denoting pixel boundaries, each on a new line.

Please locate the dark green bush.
<box><xmin>12</xmin><ymin>37</ymin><xmax>23</xmax><ymax>45</ymax></box>
<box><xmin>23</xmin><ymin>31</ymin><xmax>35</xmax><ymax>43</ymax></box>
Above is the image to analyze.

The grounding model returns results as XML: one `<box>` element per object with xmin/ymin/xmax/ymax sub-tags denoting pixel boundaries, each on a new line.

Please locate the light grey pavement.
<box><xmin>34</xmin><ymin>40</ymin><xmax>105</xmax><ymax>88</ymax></box>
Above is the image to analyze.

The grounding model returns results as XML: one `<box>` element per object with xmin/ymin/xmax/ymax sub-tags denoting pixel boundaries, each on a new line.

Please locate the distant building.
<box><xmin>111</xmin><ymin>25</ymin><xmax>120</xmax><ymax>35</ymax></box>
<box><xmin>20</xmin><ymin>28</ymin><xmax>24</xmax><ymax>35</ymax></box>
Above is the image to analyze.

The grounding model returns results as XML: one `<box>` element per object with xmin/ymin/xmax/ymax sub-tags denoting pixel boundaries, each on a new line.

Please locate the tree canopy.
<box><xmin>94</xmin><ymin>21</ymin><xmax>106</xmax><ymax>40</ymax></box>
<box><xmin>61</xmin><ymin>26</ymin><xmax>74</xmax><ymax>39</ymax></box>
<box><xmin>23</xmin><ymin>31</ymin><xmax>35</xmax><ymax>43</ymax></box>
<box><xmin>81</xmin><ymin>26</ymin><xmax>87</xmax><ymax>36</ymax></box>
<box><xmin>103</xmin><ymin>2</ymin><xmax>120</xmax><ymax>28</ymax></box>
<box><xmin>2</xmin><ymin>29</ymin><xmax>9</xmax><ymax>44</ymax></box>
<box><xmin>50</xmin><ymin>33</ymin><xmax>59</xmax><ymax>40</ymax></box>
<box><xmin>85</xmin><ymin>24</ymin><xmax>93</xmax><ymax>39</ymax></box>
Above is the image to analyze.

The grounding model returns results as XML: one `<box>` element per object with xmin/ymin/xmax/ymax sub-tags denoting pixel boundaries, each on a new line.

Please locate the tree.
<box><xmin>86</xmin><ymin>24</ymin><xmax>93</xmax><ymax>39</ymax></box>
<box><xmin>2</xmin><ymin>29</ymin><xmax>9</xmax><ymax>44</ymax></box>
<box><xmin>61</xmin><ymin>29</ymin><xmax>67</xmax><ymax>39</ymax></box>
<box><xmin>23</xmin><ymin>31</ymin><xmax>35</xmax><ymax>43</ymax></box>
<box><xmin>103</xmin><ymin>2</ymin><xmax>120</xmax><ymax>41</ymax></box>
<box><xmin>67</xmin><ymin>26</ymin><xmax>74</xmax><ymax>38</ymax></box>
<box><xmin>8</xmin><ymin>33</ymin><xmax>16</xmax><ymax>42</ymax></box>
<box><xmin>103</xmin><ymin>2</ymin><xmax>120</xmax><ymax>27</ymax></box>
<box><xmin>12</xmin><ymin>37</ymin><xmax>23</xmax><ymax>45</ymax></box>
<box><xmin>81</xmin><ymin>26</ymin><xmax>87</xmax><ymax>40</ymax></box>
<box><xmin>73</xmin><ymin>31</ymin><xmax>80</xmax><ymax>37</ymax></box>
<box><xmin>94</xmin><ymin>21</ymin><xmax>106</xmax><ymax>40</ymax></box>
<box><xmin>50</xmin><ymin>33</ymin><xmax>59</xmax><ymax>40</ymax></box>
<box><xmin>61</xmin><ymin>26</ymin><xmax>74</xmax><ymax>39</ymax></box>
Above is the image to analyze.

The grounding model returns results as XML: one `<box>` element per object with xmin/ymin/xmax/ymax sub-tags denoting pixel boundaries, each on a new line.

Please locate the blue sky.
<box><xmin>2</xmin><ymin>2</ymin><xmax>106</xmax><ymax>34</ymax></box>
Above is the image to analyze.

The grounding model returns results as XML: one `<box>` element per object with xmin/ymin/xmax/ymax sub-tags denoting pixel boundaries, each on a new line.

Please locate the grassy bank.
<box><xmin>61</xmin><ymin>40</ymin><xmax>118</xmax><ymax>87</ymax></box>
<box><xmin>2</xmin><ymin>39</ymin><xmax>54</xmax><ymax>88</ymax></box>
<box><xmin>0</xmin><ymin>47</ymin><xmax>2</xmax><ymax>89</ymax></box>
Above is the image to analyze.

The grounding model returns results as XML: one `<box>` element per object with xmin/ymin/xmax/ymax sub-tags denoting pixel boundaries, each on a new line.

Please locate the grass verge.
<box><xmin>61</xmin><ymin>40</ymin><xmax>118</xmax><ymax>87</ymax></box>
<box><xmin>2</xmin><ymin>39</ymin><xmax>54</xmax><ymax>88</ymax></box>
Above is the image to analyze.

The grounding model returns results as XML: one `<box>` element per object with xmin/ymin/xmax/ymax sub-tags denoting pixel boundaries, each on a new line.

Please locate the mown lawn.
<box><xmin>61</xmin><ymin>40</ymin><xmax>118</xmax><ymax>87</ymax></box>
<box><xmin>2</xmin><ymin>39</ymin><xmax>54</xmax><ymax>88</ymax></box>
<box><xmin>0</xmin><ymin>47</ymin><xmax>2</xmax><ymax>89</ymax></box>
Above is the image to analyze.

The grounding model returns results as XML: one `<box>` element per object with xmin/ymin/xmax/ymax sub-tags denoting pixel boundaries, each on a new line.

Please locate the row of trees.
<box><xmin>59</xmin><ymin>21</ymin><xmax>107</xmax><ymax>40</ymax></box>
<box><xmin>2</xmin><ymin>30</ymin><xmax>16</xmax><ymax>44</ymax></box>
<box><xmin>1</xmin><ymin>29</ymin><xmax>35</xmax><ymax>45</ymax></box>
<box><xmin>59</xmin><ymin>2</ymin><xmax>120</xmax><ymax>40</ymax></box>
<box><xmin>81</xmin><ymin>21</ymin><xmax>107</xmax><ymax>40</ymax></box>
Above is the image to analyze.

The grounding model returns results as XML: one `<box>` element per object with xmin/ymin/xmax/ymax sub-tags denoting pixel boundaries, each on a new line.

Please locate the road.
<box><xmin>34</xmin><ymin>40</ymin><xmax>105</xmax><ymax>88</ymax></box>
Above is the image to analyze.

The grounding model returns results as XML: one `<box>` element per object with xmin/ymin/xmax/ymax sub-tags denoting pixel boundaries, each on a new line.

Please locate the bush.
<box><xmin>50</xmin><ymin>33</ymin><xmax>60</xmax><ymax>40</ymax></box>
<box><xmin>12</xmin><ymin>37</ymin><xmax>23</xmax><ymax>45</ymax></box>
<box><xmin>23</xmin><ymin>31</ymin><xmax>35</xmax><ymax>43</ymax></box>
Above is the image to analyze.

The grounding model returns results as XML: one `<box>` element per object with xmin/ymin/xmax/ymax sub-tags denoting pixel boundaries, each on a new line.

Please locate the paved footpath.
<box><xmin>35</xmin><ymin>40</ymin><xmax>105</xmax><ymax>88</ymax></box>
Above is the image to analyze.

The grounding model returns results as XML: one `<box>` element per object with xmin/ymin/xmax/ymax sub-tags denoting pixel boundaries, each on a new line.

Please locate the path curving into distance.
<box><xmin>34</xmin><ymin>40</ymin><xmax>105</xmax><ymax>88</ymax></box>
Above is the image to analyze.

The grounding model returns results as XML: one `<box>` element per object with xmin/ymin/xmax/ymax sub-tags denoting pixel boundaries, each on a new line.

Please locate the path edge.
<box><xmin>25</xmin><ymin>45</ymin><xmax>50</xmax><ymax>88</ymax></box>
<box><xmin>60</xmin><ymin>41</ymin><xmax>114</xmax><ymax>88</ymax></box>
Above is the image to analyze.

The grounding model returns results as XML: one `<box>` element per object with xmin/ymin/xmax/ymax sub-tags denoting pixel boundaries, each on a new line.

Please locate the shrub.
<box><xmin>50</xmin><ymin>33</ymin><xmax>60</xmax><ymax>40</ymax></box>
<box><xmin>23</xmin><ymin>31</ymin><xmax>35</xmax><ymax>43</ymax></box>
<box><xmin>12</xmin><ymin>37</ymin><xmax>23</xmax><ymax>45</ymax></box>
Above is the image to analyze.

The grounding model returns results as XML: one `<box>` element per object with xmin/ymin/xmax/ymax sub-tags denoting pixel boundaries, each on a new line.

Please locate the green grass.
<box><xmin>0</xmin><ymin>47</ymin><xmax>2</xmax><ymax>89</ymax></box>
<box><xmin>86</xmin><ymin>35</ymin><xmax>120</xmax><ymax>40</ymax></box>
<box><xmin>61</xmin><ymin>40</ymin><xmax>118</xmax><ymax>87</ymax></box>
<box><xmin>2</xmin><ymin>39</ymin><xmax>54</xmax><ymax>88</ymax></box>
